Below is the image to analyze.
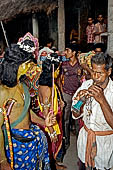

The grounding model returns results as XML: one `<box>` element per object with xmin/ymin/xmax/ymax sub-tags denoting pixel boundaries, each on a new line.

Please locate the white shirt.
<box><xmin>94</xmin><ymin>22</ymin><xmax>106</xmax><ymax>43</ymax></box>
<box><xmin>72</xmin><ymin>79</ymin><xmax>113</xmax><ymax>169</ymax></box>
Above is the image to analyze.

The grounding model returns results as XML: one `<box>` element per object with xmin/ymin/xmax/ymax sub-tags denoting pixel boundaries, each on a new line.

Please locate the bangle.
<box><xmin>50</xmin><ymin>133</ymin><xmax>54</xmax><ymax>138</ymax></box>
<box><xmin>0</xmin><ymin>159</ymin><xmax>7</xmax><ymax>164</ymax></box>
<box><xmin>53</xmin><ymin>131</ymin><xmax>57</xmax><ymax>136</ymax></box>
<box><xmin>48</xmin><ymin>131</ymin><xmax>57</xmax><ymax>138</ymax></box>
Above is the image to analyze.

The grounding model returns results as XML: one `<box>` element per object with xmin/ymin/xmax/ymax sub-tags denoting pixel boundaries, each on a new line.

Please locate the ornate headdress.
<box><xmin>18</xmin><ymin>32</ymin><xmax>39</xmax><ymax>59</ymax></box>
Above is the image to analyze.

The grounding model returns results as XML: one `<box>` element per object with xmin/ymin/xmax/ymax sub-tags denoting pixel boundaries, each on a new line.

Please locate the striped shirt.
<box><xmin>86</xmin><ymin>24</ymin><xmax>95</xmax><ymax>43</ymax></box>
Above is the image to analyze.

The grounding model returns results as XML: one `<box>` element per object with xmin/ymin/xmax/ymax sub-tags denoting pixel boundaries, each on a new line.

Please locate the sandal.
<box><xmin>56</xmin><ymin>162</ymin><xmax>67</xmax><ymax>170</ymax></box>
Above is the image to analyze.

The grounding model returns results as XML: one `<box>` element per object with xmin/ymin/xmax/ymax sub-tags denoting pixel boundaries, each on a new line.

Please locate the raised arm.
<box><xmin>30</xmin><ymin>109</ymin><xmax>56</xmax><ymax>127</ymax></box>
<box><xmin>88</xmin><ymin>84</ymin><xmax>113</xmax><ymax>129</ymax></box>
<box><xmin>38</xmin><ymin>86</ymin><xmax>58</xmax><ymax>142</ymax></box>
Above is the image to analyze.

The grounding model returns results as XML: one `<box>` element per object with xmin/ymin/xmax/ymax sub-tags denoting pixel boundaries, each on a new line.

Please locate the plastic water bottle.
<box><xmin>72</xmin><ymin>96</ymin><xmax>86</xmax><ymax>113</ymax></box>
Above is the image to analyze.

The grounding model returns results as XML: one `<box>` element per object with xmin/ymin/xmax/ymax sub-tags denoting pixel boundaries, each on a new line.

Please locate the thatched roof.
<box><xmin>0</xmin><ymin>0</ymin><xmax>58</xmax><ymax>22</ymax></box>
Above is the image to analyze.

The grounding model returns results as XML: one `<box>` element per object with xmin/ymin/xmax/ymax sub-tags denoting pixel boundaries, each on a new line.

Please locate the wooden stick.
<box><xmin>51</xmin><ymin>64</ymin><xmax>54</xmax><ymax>114</ymax></box>
<box><xmin>1</xmin><ymin>21</ymin><xmax>9</xmax><ymax>47</ymax></box>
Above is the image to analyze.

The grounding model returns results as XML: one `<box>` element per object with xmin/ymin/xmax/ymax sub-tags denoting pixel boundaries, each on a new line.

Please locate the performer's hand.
<box><xmin>0</xmin><ymin>160</ymin><xmax>12</xmax><ymax>170</ymax></box>
<box><xmin>45</xmin><ymin>111</ymin><xmax>56</xmax><ymax>127</ymax></box>
<box><xmin>88</xmin><ymin>85</ymin><xmax>104</xmax><ymax>103</ymax></box>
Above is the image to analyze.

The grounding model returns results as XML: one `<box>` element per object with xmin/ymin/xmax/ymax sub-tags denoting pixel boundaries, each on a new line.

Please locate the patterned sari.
<box><xmin>5</xmin><ymin>124</ymin><xmax>50</xmax><ymax>170</ymax></box>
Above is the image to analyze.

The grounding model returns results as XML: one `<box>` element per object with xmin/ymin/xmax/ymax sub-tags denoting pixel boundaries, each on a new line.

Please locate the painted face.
<box><xmin>41</xmin><ymin>51</ymin><xmax>47</xmax><ymax>56</ymax></box>
<box><xmin>91</xmin><ymin>63</ymin><xmax>110</xmax><ymax>88</ymax></box>
<box><xmin>40</xmin><ymin>51</ymin><xmax>47</xmax><ymax>61</ymax></box>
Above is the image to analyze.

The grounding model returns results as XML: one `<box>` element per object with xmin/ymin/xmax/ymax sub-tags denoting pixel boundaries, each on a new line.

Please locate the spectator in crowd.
<box><xmin>60</xmin><ymin>43</ymin><xmax>82</xmax><ymax>152</ymax></box>
<box><xmin>86</xmin><ymin>17</ymin><xmax>95</xmax><ymax>52</ymax></box>
<box><xmin>78</xmin><ymin>43</ymin><xmax>106</xmax><ymax>81</ymax></box>
<box><xmin>70</xmin><ymin>28</ymin><xmax>78</xmax><ymax>43</ymax></box>
<box><xmin>93</xmin><ymin>14</ymin><xmax>106</xmax><ymax>43</ymax></box>
<box><xmin>93</xmin><ymin>42</ymin><xmax>106</xmax><ymax>54</ymax></box>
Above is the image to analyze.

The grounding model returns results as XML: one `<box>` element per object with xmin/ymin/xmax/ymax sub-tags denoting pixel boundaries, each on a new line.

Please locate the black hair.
<box><xmin>66</xmin><ymin>43</ymin><xmax>78</xmax><ymax>54</ymax></box>
<box><xmin>91</xmin><ymin>52</ymin><xmax>112</xmax><ymax>71</ymax></box>
<box><xmin>39</xmin><ymin>53</ymin><xmax>60</xmax><ymax>87</ymax></box>
<box><xmin>51</xmin><ymin>46</ymin><xmax>57</xmax><ymax>52</ymax></box>
<box><xmin>44</xmin><ymin>38</ymin><xmax>54</xmax><ymax>47</ymax></box>
<box><xmin>93</xmin><ymin>43</ymin><xmax>106</xmax><ymax>52</ymax></box>
<box><xmin>87</xmin><ymin>16</ymin><xmax>93</xmax><ymax>20</ymax></box>
<box><xmin>97</xmin><ymin>14</ymin><xmax>103</xmax><ymax>17</ymax></box>
<box><xmin>1</xmin><ymin>41</ymin><xmax>34</xmax><ymax>87</ymax></box>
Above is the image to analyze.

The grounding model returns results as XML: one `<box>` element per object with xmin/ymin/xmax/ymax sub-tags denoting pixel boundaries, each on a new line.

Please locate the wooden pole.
<box><xmin>1</xmin><ymin>21</ymin><xmax>9</xmax><ymax>47</ymax></box>
<box><xmin>52</xmin><ymin>64</ymin><xmax>54</xmax><ymax>114</ymax></box>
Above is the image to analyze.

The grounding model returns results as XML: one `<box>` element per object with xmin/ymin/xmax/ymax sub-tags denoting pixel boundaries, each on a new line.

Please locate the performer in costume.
<box><xmin>0</xmin><ymin>39</ymin><xmax>56</xmax><ymax>170</ymax></box>
<box><xmin>17</xmin><ymin>32</ymin><xmax>43</xmax><ymax>115</ymax></box>
<box><xmin>31</xmin><ymin>53</ymin><xmax>66</xmax><ymax>169</ymax></box>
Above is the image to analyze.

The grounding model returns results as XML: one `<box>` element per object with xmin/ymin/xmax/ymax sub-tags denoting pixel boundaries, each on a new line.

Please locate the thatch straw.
<box><xmin>0</xmin><ymin>0</ymin><xmax>57</xmax><ymax>22</ymax></box>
